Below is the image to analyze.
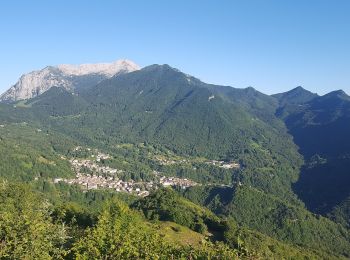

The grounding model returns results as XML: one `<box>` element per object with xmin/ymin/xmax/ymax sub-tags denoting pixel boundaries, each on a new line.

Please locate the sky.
<box><xmin>0</xmin><ymin>0</ymin><xmax>349</xmax><ymax>95</ymax></box>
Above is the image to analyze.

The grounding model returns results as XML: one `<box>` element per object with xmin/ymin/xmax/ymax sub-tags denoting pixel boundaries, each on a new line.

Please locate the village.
<box><xmin>54</xmin><ymin>147</ymin><xmax>199</xmax><ymax>197</ymax></box>
<box><xmin>205</xmin><ymin>160</ymin><xmax>240</xmax><ymax>169</ymax></box>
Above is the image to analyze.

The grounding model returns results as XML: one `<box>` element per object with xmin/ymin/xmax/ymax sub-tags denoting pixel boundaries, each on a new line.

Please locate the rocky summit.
<box><xmin>0</xmin><ymin>59</ymin><xmax>140</xmax><ymax>102</ymax></box>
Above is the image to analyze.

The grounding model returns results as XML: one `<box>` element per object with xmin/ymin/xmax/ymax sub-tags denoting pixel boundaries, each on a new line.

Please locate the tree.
<box><xmin>0</xmin><ymin>181</ymin><xmax>67</xmax><ymax>259</ymax></box>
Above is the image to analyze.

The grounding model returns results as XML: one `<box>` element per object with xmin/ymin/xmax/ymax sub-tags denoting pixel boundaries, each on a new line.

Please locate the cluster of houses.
<box><xmin>73</xmin><ymin>146</ymin><xmax>111</xmax><ymax>162</ymax></box>
<box><xmin>69</xmin><ymin>158</ymin><xmax>122</xmax><ymax>177</ymax></box>
<box><xmin>159</xmin><ymin>176</ymin><xmax>198</xmax><ymax>189</ymax></box>
<box><xmin>54</xmin><ymin>148</ymin><xmax>198</xmax><ymax>197</ymax></box>
<box><xmin>93</xmin><ymin>151</ymin><xmax>111</xmax><ymax>162</ymax></box>
<box><xmin>54</xmin><ymin>174</ymin><xmax>151</xmax><ymax>197</ymax></box>
<box><xmin>205</xmin><ymin>160</ymin><xmax>240</xmax><ymax>169</ymax></box>
<box><xmin>154</xmin><ymin>156</ymin><xmax>188</xmax><ymax>166</ymax></box>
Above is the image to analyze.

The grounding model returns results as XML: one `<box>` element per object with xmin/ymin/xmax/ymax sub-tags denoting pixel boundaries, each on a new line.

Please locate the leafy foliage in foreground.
<box><xmin>0</xmin><ymin>181</ymin><xmax>67</xmax><ymax>259</ymax></box>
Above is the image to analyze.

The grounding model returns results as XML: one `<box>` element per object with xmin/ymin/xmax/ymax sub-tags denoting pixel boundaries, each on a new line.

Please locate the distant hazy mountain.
<box><xmin>0</xmin><ymin>59</ymin><xmax>140</xmax><ymax>102</ymax></box>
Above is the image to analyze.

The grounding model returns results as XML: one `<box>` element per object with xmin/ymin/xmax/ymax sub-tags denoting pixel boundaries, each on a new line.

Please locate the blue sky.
<box><xmin>0</xmin><ymin>0</ymin><xmax>349</xmax><ymax>95</ymax></box>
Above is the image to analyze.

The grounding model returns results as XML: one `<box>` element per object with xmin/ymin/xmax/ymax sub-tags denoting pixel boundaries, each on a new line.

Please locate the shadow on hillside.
<box><xmin>292</xmin><ymin>158</ymin><xmax>350</xmax><ymax>215</ymax></box>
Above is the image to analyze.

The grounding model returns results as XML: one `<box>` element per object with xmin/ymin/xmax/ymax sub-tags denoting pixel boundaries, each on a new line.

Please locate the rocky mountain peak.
<box><xmin>0</xmin><ymin>59</ymin><xmax>140</xmax><ymax>102</ymax></box>
<box><xmin>57</xmin><ymin>59</ymin><xmax>140</xmax><ymax>77</ymax></box>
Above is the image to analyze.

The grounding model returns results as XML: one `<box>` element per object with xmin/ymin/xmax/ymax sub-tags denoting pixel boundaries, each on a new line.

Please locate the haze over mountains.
<box><xmin>1</xmin><ymin>59</ymin><xmax>350</xmax><ymax>258</ymax></box>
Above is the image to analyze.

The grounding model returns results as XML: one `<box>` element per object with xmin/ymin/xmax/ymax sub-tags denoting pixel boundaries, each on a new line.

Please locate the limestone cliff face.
<box><xmin>0</xmin><ymin>59</ymin><xmax>140</xmax><ymax>102</ymax></box>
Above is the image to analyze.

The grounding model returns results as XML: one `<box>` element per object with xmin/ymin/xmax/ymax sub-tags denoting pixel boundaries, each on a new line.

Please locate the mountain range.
<box><xmin>1</xmin><ymin>60</ymin><xmax>350</xmax><ymax>258</ymax></box>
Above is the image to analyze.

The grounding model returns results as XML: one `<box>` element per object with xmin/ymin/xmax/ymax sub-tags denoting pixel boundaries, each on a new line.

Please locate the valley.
<box><xmin>0</xmin><ymin>62</ymin><xmax>350</xmax><ymax>259</ymax></box>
